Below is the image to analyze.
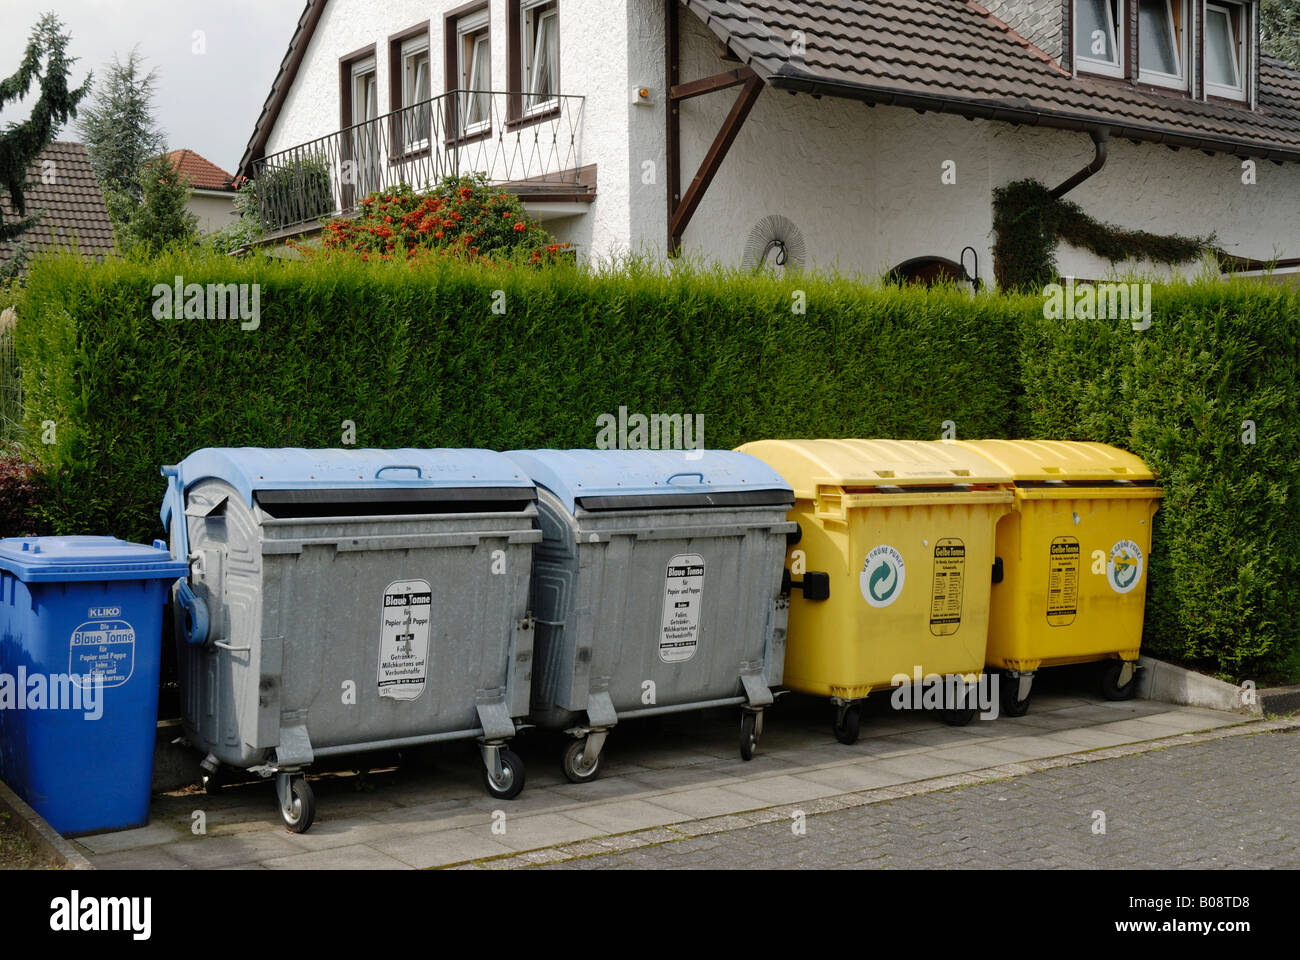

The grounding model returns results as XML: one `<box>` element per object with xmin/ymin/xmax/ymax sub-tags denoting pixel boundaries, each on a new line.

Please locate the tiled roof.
<box><xmin>165</xmin><ymin>149</ymin><xmax>237</xmax><ymax>191</ymax></box>
<box><xmin>240</xmin><ymin>0</ymin><xmax>1300</xmax><ymax>176</ymax></box>
<box><xmin>685</xmin><ymin>0</ymin><xmax>1300</xmax><ymax>161</ymax></box>
<box><xmin>0</xmin><ymin>141</ymin><xmax>115</xmax><ymax>270</ymax></box>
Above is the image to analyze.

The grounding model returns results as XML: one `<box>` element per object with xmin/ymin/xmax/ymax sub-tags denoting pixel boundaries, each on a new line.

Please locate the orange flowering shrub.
<box><xmin>304</xmin><ymin>174</ymin><xmax>573</xmax><ymax>266</ymax></box>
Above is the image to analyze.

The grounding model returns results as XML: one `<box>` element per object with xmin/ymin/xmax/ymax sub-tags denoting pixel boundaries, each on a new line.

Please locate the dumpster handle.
<box><xmin>176</xmin><ymin>580</ymin><xmax>210</xmax><ymax>646</ymax></box>
<box><xmin>666</xmin><ymin>472</ymin><xmax>705</xmax><ymax>485</ymax></box>
<box><xmin>375</xmin><ymin>465</ymin><xmax>424</xmax><ymax>480</ymax></box>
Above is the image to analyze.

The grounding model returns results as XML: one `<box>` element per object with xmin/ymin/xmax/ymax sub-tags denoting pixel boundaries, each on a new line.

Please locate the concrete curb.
<box><xmin>0</xmin><ymin>778</ymin><xmax>95</xmax><ymax>870</ymax></box>
<box><xmin>1138</xmin><ymin>655</ymin><xmax>1260</xmax><ymax>715</ymax></box>
<box><xmin>451</xmin><ymin>716</ymin><xmax>1299</xmax><ymax>870</ymax></box>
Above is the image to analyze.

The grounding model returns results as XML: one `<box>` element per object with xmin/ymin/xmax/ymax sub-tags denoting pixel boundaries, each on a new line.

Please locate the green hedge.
<box><xmin>1019</xmin><ymin>283</ymin><xmax>1300</xmax><ymax>678</ymax></box>
<box><xmin>14</xmin><ymin>253</ymin><xmax>1300</xmax><ymax>679</ymax></box>
<box><xmin>14</xmin><ymin>252</ymin><xmax>1024</xmax><ymax>544</ymax></box>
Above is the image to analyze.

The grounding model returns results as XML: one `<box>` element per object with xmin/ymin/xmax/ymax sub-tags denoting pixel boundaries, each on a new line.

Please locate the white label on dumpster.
<box><xmin>377</xmin><ymin>580</ymin><xmax>432</xmax><ymax>701</ymax></box>
<box><xmin>660</xmin><ymin>554</ymin><xmax>704</xmax><ymax>663</ymax></box>
<box><xmin>69</xmin><ymin>619</ymin><xmax>135</xmax><ymax>689</ymax></box>
<box><xmin>861</xmin><ymin>545</ymin><xmax>905</xmax><ymax>608</ymax></box>
<box><xmin>1106</xmin><ymin>540</ymin><xmax>1144</xmax><ymax>595</ymax></box>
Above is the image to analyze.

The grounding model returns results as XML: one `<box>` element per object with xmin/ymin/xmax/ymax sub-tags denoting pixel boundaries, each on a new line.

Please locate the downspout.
<box><xmin>1050</xmin><ymin>127</ymin><xmax>1110</xmax><ymax>198</ymax></box>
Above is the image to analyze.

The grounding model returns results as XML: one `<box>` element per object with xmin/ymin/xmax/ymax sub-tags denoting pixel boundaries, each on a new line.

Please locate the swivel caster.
<box><xmin>562</xmin><ymin>738</ymin><xmax>602</xmax><ymax>784</ymax></box>
<box><xmin>833</xmin><ymin>704</ymin><xmax>860</xmax><ymax>745</ymax></box>
<box><xmin>740</xmin><ymin>710</ymin><xmax>763</xmax><ymax>761</ymax></box>
<box><xmin>481</xmin><ymin>745</ymin><xmax>526</xmax><ymax>800</ymax></box>
<box><xmin>277</xmin><ymin>773</ymin><xmax>315</xmax><ymax>834</ymax></box>
<box><xmin>1100</xmin><ymin>660</ymin><xmax>1139</xmax><ymax>701</ymax></box>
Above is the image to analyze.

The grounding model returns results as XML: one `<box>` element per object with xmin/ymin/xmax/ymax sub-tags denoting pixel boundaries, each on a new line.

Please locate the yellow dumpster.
<box><xmin>736</xmin><ymin>439</ymin><xmax>1014</xmax><ymax>743</ymax></box>
<box><xmin>956</xmin><ymin>440</ymin><xmax>1162</xmax><ymax>715</ymax></box>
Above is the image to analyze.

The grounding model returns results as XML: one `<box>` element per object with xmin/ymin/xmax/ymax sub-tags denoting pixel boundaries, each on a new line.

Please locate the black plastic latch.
<box><xmin>783</xmin><ymin>569</ymin><xmax>830</xmax><ymax>601</ymax></box>
<box><xmin>992</xmin><ymin>557</ymin><xmax>1004</xmax><ymax>584</ymax></box>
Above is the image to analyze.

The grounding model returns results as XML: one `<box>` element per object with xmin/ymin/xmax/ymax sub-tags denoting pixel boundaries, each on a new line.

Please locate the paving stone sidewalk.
<box><xmin>527</xmin><ymin>728</ymin><xmax>1300</xmax><ymax>870</ymax></box>
<box><xmin>70</xmin><ymin>665</ymin><xmax>1289</xmax><ymax>869</ymax></box>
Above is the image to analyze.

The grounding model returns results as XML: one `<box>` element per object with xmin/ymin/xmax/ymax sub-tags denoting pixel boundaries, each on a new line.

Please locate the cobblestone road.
<box><xmin>532</xmin><ymin>729</ymin><xmax>1299</xmax><ymax>869</ymax></box>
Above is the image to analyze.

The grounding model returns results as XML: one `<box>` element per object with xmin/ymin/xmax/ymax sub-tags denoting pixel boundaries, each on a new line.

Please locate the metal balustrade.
<box><xmin>252</xmin><ymin>90</ymin><xmax>585</xmax><ymax>236</ymax></box>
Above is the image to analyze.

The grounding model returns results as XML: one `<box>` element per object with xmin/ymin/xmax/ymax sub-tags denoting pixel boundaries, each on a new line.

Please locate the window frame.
<box><xmin>339</xmin><ymin>44</ymin><xmax>378</xmax><ymax>131</ymax></box>
<box><xmin>444</xmin><ymin>2</ymin><xmax>493</xmax><ymax>145</ymax></box>
<box><xmin>522</xmin><ymin>0</ymin><xmax>559</xmax><ymax>116</ymax></box>
<box><xmin>339</xmin><ymin>44</ymin><xmax>379</xmax><ymax>208</ymax></box>
<box><xmin>388</xmin><ymin>23</ymin><xmax>432</xmax><ymax>159</ymax></box>
<box><xmin>1136</xmin><ymin>0</ymin><xmax>1189</xmax><ymax>90</ymax></box>
<box><xmin>458</xmin><ymin>9</ymin><xmax>493</xmax><ymax>137</ymax></box>
<box><xmin>1074</xmin><ymin>0</ymin><xmax>1126</xmax><ymax>79</ymax></box>
<box><xmin>1203</xmin><ymin>1</ymin><xmax>1248</xmax><ymax>101</ymax></box>
<box><xmin>507</xmin><ymin>0</ymin><xmax>560</xmax><ymax>126</ymax></box>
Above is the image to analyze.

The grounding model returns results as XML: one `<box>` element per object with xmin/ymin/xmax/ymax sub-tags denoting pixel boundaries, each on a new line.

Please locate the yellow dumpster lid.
<box><xmin>735</xmin><ymin>439</ymin><xmax>1013</xmax><ymax>498</ymax></box>
<box><xmin>956</xmin><ymin>440</ymin><xmax>1156</xmax><ymax>483</ymax></box>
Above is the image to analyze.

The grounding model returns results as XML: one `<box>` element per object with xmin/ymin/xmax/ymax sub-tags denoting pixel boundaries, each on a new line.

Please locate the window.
<box><xmin>1205</xmin><ymin>2</ymin><xmax>1247</xmax><ymax>100</ymax></box>
<box><xmin>457</xmin><ymin>10</ymin><xmax>492</xmax><ymax>133</ymax></box>
<box><xmin>346</xmin><ymin>55</ymin><xmax>380</xmax><ymax>195</ymax></box>
<box><xmin>1075</xmin><ymin>0</ymin><xmax>1124</xmax><ymax>77</ymax></box>
<box><xmin>1138</xmin><ymin>0</ymin><xmax>1187</xmax><ymax>89</ymax></box>
<box><xmin>351</xmin><ymin>58</ymin><xmax>378</xmax><ymax>125</ymax></box>
<box><xmin>521</xmin><ymin>0</ymin><xmax>558</xmax><ymax>114</ymax></box>
<box><xmin>445</xmin><ymin>4</ymin><xmax>492</xmax><ymax>138</ymax></box>
<box><xmin>392</xmin><ymin>29</ymin><xmax>434</xmax><ymax>151</ymax></box>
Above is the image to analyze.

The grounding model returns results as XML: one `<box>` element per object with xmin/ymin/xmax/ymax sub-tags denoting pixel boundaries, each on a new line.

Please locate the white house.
<box><xmin>166</xmin><ymin>150</ymin><xmax>240</xmax><ymax>235</ymax></box>
<box><xmin>238</xmin><ymin>0</ymin><xmax>1300</xmax><ymax>285</ymax></box>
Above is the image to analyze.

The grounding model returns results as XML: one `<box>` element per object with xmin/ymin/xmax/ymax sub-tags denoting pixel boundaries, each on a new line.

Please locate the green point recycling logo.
<box><xmin>861</xmin><ymin>545</ymin><xmax>905</xmax><ymax>607</ymax></box>
<box><xmin>1107</xmin><ymin>539</ymin><xmax>1144</xmax><ymax>594</ymax></box>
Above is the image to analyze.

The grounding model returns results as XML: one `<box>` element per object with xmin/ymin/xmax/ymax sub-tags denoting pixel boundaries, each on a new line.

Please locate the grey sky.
<box><xmin>1</xmin><ymin>0</ymin><xmax>305</xmax><ymax>175</ymax></box>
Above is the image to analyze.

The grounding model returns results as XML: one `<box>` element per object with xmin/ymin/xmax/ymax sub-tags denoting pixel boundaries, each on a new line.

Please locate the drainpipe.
<box><xmin>1050</xmin><ymin>127</ymin><xmax>1110</xmax><ymax>199</ymax></box>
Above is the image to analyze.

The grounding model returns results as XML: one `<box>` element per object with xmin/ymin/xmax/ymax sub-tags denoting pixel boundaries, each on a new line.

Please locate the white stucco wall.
<box><xmin>657</xmin><ymin>9</ymin><xmax>1300</xmax><ymax>284</ymax></box>
<box><xmin>257</xmin><ymin>1</ymin><xmax>1300</xmax><ymax>282</ymax></box>
<box><xmin>188</xmin><ymin>191</ymin><xmax>239</xmax><ymax>234</ymax></box>
<box><xmin>261</xmin><ymin>0</ymin><xmax>639</xmax><ymax>262</ymax></box>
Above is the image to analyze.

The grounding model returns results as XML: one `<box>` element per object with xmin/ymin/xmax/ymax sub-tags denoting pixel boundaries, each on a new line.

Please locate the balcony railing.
<box><xmin>252</xmin><ymin>89</ymin><xmax>585</xmax><ymax>237</ymax></box>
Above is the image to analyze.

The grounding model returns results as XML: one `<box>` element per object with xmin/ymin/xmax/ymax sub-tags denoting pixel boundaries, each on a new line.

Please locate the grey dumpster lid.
<box><xmin>504</xmin><ymin>449</ymin><xmax>794</xmax><ymax>513</ymax></box>
<box><xmin>161</xmin><ymin>447</ymin><xmax>534</xmax><ymax>528</ymax></box>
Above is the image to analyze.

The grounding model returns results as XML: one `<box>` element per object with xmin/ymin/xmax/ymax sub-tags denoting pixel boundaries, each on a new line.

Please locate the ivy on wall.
<box><xmin>992</xmin><ymin>178</ymin><xmax>1212</xmax><ymax>291</ymax></box>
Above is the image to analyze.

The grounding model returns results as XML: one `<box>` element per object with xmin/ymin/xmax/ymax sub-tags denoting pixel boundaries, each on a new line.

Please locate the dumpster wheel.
<box><xmin>833</xmin><ymin>704</ymin><xmax>860</xmax><ymax>745</ymax></box>
<box><xmin>279</xmin><ymin>775</ymin><xmax>316</xmax><ymax>834</ymax></box>
<box><xmin>562</xmin><ymin>738</ymin><xmax>602</xmax><ymax>784</ymax></box>
<box><xmin>201</xmin><ymin>770</ymin><xmax>223</xmax><ymax>796</ymax></box>
<box><xmin>740</xmin><ymin>710</ymin><xmax>762</xmax><ymax>761</ymax></box>
<box><xmin>939</xmin><ymin>708</ymin><xmax>976</xmax><ymax>727</ymax></box>
<box><xmin>482</xmin><ymin>747</ymin><xmax>526</xmax><ymax>800</ymax></box>
<box><xmin>999</xmin><ymin>672</ymin><xmax>1033</xmax><ymax>718</ymax></box>
<box><xmin>1099</xmin><ymin>660</ymin><xmax>1139</xmax><ymax>701</ymax></box>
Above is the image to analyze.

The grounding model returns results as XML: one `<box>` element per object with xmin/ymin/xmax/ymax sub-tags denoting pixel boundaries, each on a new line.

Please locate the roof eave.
<box><xmin>238</xmin><ymin>0</ymin><xmax>327</xmax><ymax>179</ymax></box>
<box><xmin>766</xmin><ymin>69</ymin><xmax>1300</xmax><ymax>164</ymax></box>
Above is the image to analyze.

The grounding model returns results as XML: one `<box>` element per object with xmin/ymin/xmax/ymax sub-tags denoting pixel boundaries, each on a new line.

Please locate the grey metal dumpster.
<box><xmin>504</xmin><ymin>449</ymin><xmax>795</xmax><ymax>782</ymax></box>
<box><xmin>160</xmin><ymin>448</ymin><xmax>540</xmax><ymax>831</ymax></box>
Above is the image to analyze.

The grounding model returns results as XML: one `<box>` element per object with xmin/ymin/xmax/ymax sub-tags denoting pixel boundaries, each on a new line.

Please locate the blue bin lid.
<box><xmin>504</xmin><ymin>449</ymin><xmax>793</xmax><ymax>514</ymax></box>
<box><xmin>0</xmin><ymin>536</ymin><xmax>189</xmax><ymax>583</ymax></box>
